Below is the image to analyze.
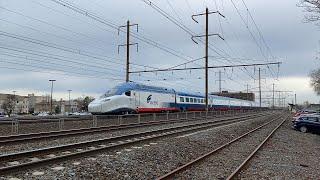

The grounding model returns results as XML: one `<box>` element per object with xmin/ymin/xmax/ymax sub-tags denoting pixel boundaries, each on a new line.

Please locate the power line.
<box><xmin>140</xmin><ymin>0</ymin><xmax>228</xmax><ymax>58</ymax></box>
<box><xmin>49</xmin><ymin>0</ymin><xmax>197</xmax><ymax>63</ymax></box>
<box><xmin>0</xmin><ymin>45</ymin><xmax>124</xmax><ymax>72</ymax></box>
<box><xmin>0</xmin><ymin>31</ymin><xmax>155</xmax><ymax>70</ymax></box>
<box><xmin>0</xmin><ymin>52</ymin><xmax>124</xmax><ymax>77</ymax></box>
<box><xmin>0</xmin><ymin>6</ymin><xmax>115</xmax><ymax>47</ymax></box>
<box><xmin>0</xmin><ymin>18</ymin><xmax>116</xmax><ymax>55</ymax></box>
<box><xmin>229</xmin><ymin>0</ymin><xmax>269</xmax><ymax>60</ymax></box>
<box><xmin>0</xmin><ymin>58</ymin><xmax>124</xmax><ymax>81</ymax></box>
<box><xmin>47</xmin><ymin>0</ymin><xmax>212</xmax><ymax>92</ymax></box>
<box><xmin>240</xmin><ymin>0</ymin><xmax>274</xmax><ymax>58</ymax></box>
<box><xmin>129</xmin><ymin>62</ymin><xmax>281</xmax><ymax>73</ymax></box>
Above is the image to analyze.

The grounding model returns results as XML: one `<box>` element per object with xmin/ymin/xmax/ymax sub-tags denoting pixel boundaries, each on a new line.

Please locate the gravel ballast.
<box><xmin>2</xmin><ymin>112</ymin><xmax>277</xmax><ymax>179</ymax></box>
<box><xmin>238</xmin><ymin>118</ymin><xmax>320</xmax><ymax>179</ymax></box>
<box><xmin>0</xmin><ymin>113</ymin><xmax>261</xmax><ymax>155</ymax></box>
<box><xmin>4</xmin><ymin>111</ymin><xmax>316</xmax><ymax>179</ymax></box>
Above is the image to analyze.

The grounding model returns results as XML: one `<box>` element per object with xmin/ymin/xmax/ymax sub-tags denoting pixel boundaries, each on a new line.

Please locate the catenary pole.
<box><xmin>258</xmin><ymin>68</ymin><xmax>261</xmax><ymax>107</ymax></box>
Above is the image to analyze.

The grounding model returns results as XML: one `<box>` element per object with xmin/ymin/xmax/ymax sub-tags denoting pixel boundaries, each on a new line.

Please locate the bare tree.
<box><xmin>1</xmin><ymin>95</ymin><xmax>16</xmax><ymax>117</ymax></box>
<box><xmin>76</xmin><ymin>96</ymin><xmax>95</xmax><ymax>112</ymax></box>
<box><xmin>298</xmin><ymin>0</ymin><xmax>320</xmax><ymax>25</ymax></box>
<box><xmin>310</xmin><ymin>69</ymin><xmax>320</xmax><ymax>95</ymax></box>
<box><xmin>17</xmin><ymin>104</ymin><xmax>23</xmax><ymax>114</ymax></box>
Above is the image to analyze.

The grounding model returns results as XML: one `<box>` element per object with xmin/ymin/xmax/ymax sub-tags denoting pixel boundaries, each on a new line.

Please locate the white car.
<box><xmin>37</xmin><ymin>112</ymin><xmax>50</xmax><ymax>117</ymax></box>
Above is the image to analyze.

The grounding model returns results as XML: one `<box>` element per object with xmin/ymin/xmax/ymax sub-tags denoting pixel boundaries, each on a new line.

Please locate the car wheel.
<box><xmin>300</xmin><ymin>126</ymin><xmax>308</xmax><ymax>133</ymax></box>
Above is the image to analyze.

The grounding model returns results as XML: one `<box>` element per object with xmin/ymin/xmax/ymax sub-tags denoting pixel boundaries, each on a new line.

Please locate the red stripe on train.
<box><xmin>137</xmin><ymin>107</ymin><xmax>179</xmax><ymax>113</ymax></box>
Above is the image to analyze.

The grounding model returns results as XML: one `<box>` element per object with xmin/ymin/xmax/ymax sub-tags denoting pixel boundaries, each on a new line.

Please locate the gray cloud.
<box><xmin>0</xmin><ymin>0</ymin><xmax>319</xmax><ymax>103</ymax></box>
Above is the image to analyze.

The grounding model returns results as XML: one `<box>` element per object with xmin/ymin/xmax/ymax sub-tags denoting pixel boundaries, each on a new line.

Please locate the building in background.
<box><xmin>0</xmin><ymin>93</ymin><xmax>29</xmax><ymax>114</ymax></box>
<box><xmin>0</xmin><ymin>93</ymin><xmax>79</xmax><ymax>115</ymax></box>
<box><xmin>211</xmin><ymin>91</ymin><xmax>255</xmax><ymax>101</ymax></box>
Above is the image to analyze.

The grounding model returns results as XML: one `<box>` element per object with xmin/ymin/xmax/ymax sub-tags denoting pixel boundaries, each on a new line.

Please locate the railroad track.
<box><xmin>156</xmin><ymin>112</ymin><xmax>289</xmax><ymax>180</ymax></box>
<box><xmin>0</xmin><ymin>111</ymin><xmax>259</xmax><ymax>144</ymax></box>
<box><xmin>0</xmin><ymin>112</ymin><xmax>274</xmax><ymax>175</ymax></box>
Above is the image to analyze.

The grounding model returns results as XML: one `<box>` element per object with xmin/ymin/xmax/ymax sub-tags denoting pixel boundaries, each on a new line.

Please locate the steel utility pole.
<box><xmin>258</xmin><ymin>68</ymin><xmax>261</xmax><ymax>107</ymax></box>
<box><xmin>295</xmin><ymin>93</ymin><xmax>297</xmax><ymax>105</ymax></box>
<box><xmin>118</xmin><ymin>21</ymin><xmax>138</xmax><ymax>82</ymax></box>
<box><xmin>272</xmin><ymin>83</ymin><xmax>275</xmax><ymax>108</ymax></box>
<box><xmin>278</xmin><ymin>92</ymin><xmax>281</xmax><ymax>107</ymax></box>
<box><xmin>68</xmin><ymin>90</ymin><xmax>72</xmax><ymax>112</ymax></box>
<box><xmin>12</xmin><ymin>90</ymin><xmax>16</xmax><ymax>114</ymax></box>
<box><xmin>246</xmin><ymin>84</ymin><xmax>249</xmax><ymax>100</ymax></box>
<box><xmin>215</xmin><ymin>70</ymin><xmax>225</xmax><ymax>93</ymax></box>
<box><xmin>191</xmin><ymin>8</ymin><xmax>225</xmax><ymax>111</ymax></box>
<box><xmin>49</xmin><ymin>80</ymin><xmax>56</xmax><ymax>114</ymax></box>
<box><xmin>206</xmin><ymin>8</ymin><xmax>209</xmax><ymax>109</ymax></box>
<box><xmin>219</xmin><ymin>70</ymin><xmax>221</xmax><ymax>93</ymax></box>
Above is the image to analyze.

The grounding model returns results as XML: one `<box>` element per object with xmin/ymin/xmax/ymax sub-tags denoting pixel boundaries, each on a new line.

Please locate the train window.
<box><xmin>180</xmin><ymin>97</ymin><xmax>184</xmax><ymax>102</ymax></box>
<box><xmin>186</xmin><ymin>98</ymin><xmax>190</xmax><ymax>102</ymax></box>
<box><xmin>201</xmin><ymin>99</ymin><xmax>204</xmax><ymax>103</ymax></box>
<box><xmin>194</xmin><ymin>98</ymin><xmax>197</xmax><ymax>103</ymax></box>
<box><xmin>125</xmin><ymin>91</ymin><xmax>131</xmax><ymax>96</ymax></box>
<box><xmin>190</xmin><ymin>98</ymin><xmax>193</xmax><ymax>103</ymax></box>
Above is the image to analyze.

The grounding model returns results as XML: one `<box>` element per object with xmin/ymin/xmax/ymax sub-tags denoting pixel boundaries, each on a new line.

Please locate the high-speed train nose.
<box><xmin>88</xmin><ymin>103</ymin><xmax>102</xmax><ymax>113</ymax></box>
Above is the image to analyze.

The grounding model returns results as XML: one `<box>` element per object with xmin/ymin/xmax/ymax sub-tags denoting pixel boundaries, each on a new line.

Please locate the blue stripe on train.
<box><xmin>168</xmin><ymin>103</ymin><xmax>251</xmax><ymax>111</ymax></box>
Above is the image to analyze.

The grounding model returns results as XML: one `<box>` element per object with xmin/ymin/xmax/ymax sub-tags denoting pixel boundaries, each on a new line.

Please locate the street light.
<box><xmin>49</xmin><ymin>80</ymin><xmax>56</xmax><ymax>114</ymax></box>
<box><xmin>12</xmin><ymin>90</ymin><xmax>17</xmax><ymax>102</ymax></box>
<box><xmin>68</xmin><ymin>90</ymin><xmax>72</xmax><ymax>112</ymax></box>
<box><xmin>12</xmin><ymin>90</ymin><xmax>17</xmax><ymax>114</ymax></box>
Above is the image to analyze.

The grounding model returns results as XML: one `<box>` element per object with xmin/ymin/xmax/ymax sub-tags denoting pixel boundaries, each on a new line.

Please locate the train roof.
<box><xmin>112</xmin><ymin>82</ymin><xmax>258</xmax><ymax>104</ymax></box>
<box><xmin>113</xmin><ymin>82</ymin><xmax>176</xmax><ymax>94</ymax></box>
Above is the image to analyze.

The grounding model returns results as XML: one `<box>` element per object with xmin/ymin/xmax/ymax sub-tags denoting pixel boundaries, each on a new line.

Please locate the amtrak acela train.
<box><xmin>88</xmin><ymin>82</ymin><xmax>263</xmax><ymax>114</ymax></box>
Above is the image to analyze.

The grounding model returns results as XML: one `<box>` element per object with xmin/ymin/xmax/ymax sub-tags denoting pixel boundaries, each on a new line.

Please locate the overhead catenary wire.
<box><xmin>48</xmin><ymin>0</ymin><xmax>198</xmax><ymax>64</ymax></box>
<box><xmin>229</xmin><ymin>0</ymin><xmax>278</xmax><ymax>79</ymax></box>
<box><xmin>0</xmin><ymin>31</ymin><xmax>155</xmax><ymax>70</ymax></box>
<box><xmin>0</xmin><ymin>52</ymin><xmax>125</xmax><ymax>78</ymax></box>
<box><xmin>240</xmin><ymin>0</ymin><xmax>274</xmax><ymax>59</ymax></box>
<box><xmin>0</xmin><ymin>0</ymin><xmax>280</xmax><ymax>99</ymax></box>
<box><xmin>140</xmin><ymin>0</ymin><xmax>277</xmax><ymax>96</ymax></box>
<box><xmin>140</xmin><ymin>0</ymin><xmax>229</xmax><ymax>58</ymax></box>
<box><xmin>139</xmin><ymin>0</ymin><xmax>261</xmax><ymax>91</ymax></box>
<box><xmin>0</xmin><ymin>6</ymin><xmax>116</xmax><ymax>47</ymax></box>
<box><xmin>46</xmin><ymin>0</ymin><xmax>211</xmax><ymax>91</ymax></box>
<box><xmin>48</xmin><ymin>0</ymin><xmax>272</xmax><ymax>94</ymax></box>
<box><xmin>0</xmin><ymin>45</ymin><xmax>125</xmax><ymax>72</ymax></box>
<box><xmin>140</xmin><ymin>0</ymin><xmax>270</xmax><ymax>83</ymax></box>
<box><xmin>0</xmin><ymin>18</ymin><xmax>117</xmax><ymax>56</ymax></box>
<box><xmin>0</xmin><ymin>58</ymin><xmax>124</xmax><ymax>81</ymax></box>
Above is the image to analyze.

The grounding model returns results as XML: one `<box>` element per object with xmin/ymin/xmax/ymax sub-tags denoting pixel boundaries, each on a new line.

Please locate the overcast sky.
<box><xmin>0</xmin><ymin>0</ymin><xmax>319</xmax><ymax>104</ymax></box>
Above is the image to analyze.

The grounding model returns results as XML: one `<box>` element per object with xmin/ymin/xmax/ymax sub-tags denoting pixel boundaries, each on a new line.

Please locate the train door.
<box><xmin>134</xmin><ymin>91</ymin><xmax>140</xmax><ymax>106</ymax></box>
<box><xmin>173</xmin><ymin>90</ymin><xmax>177</xmax><ymax>107</ymax></box>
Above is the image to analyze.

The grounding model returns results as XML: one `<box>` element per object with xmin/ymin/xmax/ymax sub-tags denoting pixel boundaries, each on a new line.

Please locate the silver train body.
<box><xmin>89</xmin><ymin>82</ymin><xmax>265</xmax><ymax>114</ymax></box>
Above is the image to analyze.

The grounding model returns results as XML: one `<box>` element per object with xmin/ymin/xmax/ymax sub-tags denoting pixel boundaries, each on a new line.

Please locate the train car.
<box><xmin>88</xmin><ymin>82</ymin><xmax>263</xmax><ymax>114</ymax></box>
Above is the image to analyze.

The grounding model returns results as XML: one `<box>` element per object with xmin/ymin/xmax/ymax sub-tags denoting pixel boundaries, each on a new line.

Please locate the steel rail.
<box><xmin>0</xmin><ymin>112</ymin><xmax>257</xmax><ymax>144</ymax></box>
<box><xmin>226</xmin><ymin>115</ymin><xmax>289</xmax><ymax>180</ymax></box>
<box><xmin>0</xmin><ymin>113</ymin><xmax>266</xmax><ymax>160</ymax></box>
<box><xmin>156</xmin><ymin>113</ymin><xmax>288</xmax><ymax>180</ymax></box>
<box><xmin>0</xmin><ymin>113</ymin><xmax>273</xmax><ymax>175</ymax></box>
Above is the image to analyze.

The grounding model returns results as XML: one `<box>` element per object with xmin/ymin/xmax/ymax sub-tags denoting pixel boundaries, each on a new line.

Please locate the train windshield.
<box><xmin>100</xmin><ymin>87</ymin><xmax>118</xmax><ymax>98</ymax></box>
